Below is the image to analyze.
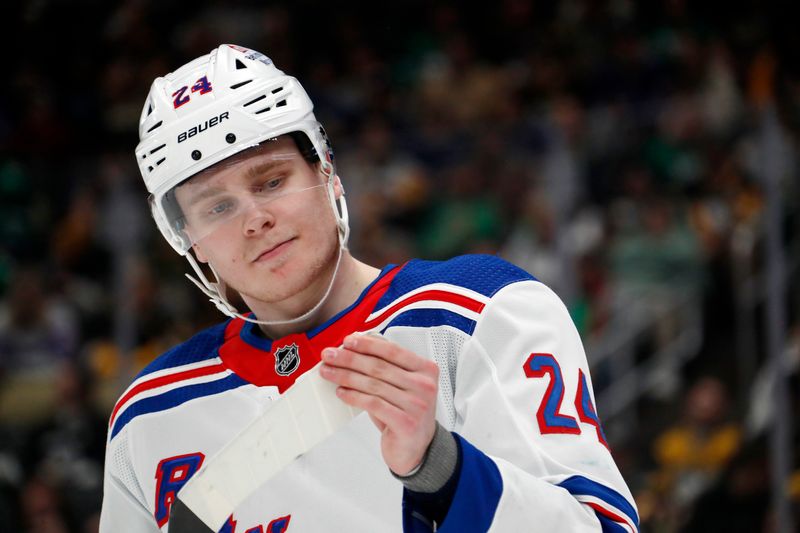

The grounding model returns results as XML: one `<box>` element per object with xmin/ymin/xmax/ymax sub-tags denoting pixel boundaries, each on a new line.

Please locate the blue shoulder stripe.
<box><xmin>558</xmin><ymin>475</ymin><xmax>639</xmax><ymax>531</ymax></box>
<box><xmin>594</xmin><ymin>520</ymin><xmax>629</xmax><ymax>533</ymax></box>
<box><xmin>110</xmin><ymin>373</ymin><xmax>249</xmax><ymax>440</ymax></box>
<box><xmin>378</xmin><ymin>255</ymin><xmax>533</xmax><ymax>310</ymax></box>
<box><xmin>381</xmin><ymin>309</ymin><xmax>476</xmax><ymax>336</ymax></box>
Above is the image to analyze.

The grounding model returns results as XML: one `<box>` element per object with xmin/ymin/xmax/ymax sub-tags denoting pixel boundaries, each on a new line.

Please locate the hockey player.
<box><xmin>100</xmin><ymin>44</ymin><xmax>639</xmax><ymax>532</ymax></box>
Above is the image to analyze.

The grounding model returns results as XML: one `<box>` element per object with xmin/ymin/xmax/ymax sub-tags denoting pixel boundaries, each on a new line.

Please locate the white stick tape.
<box><xmin>177</xmin><ymin>363</ymin><xmax>361</xmax><ymax>530</ymax></box>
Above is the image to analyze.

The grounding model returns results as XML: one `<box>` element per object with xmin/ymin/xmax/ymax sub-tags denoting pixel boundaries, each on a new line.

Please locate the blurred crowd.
<box><xmin>1</xmin><ymin>1</ymin><xmax>798</xmax><ymax>531</ymax></box>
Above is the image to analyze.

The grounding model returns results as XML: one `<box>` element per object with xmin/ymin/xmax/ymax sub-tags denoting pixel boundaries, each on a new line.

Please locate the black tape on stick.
<box><xmin>169</xmin><ymin>498</ymin><xmax>215</xmax><ymax>533</ymax></box>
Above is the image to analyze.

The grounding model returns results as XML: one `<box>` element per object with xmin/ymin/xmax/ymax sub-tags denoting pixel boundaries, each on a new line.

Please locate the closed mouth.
<box><xmin>253</xmin><ymin>238</ymin><xmax>295</xmax><ymax>262</ymax></box>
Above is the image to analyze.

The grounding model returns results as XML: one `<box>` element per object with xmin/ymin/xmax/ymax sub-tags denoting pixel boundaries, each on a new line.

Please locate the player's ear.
<box><xmin>192</xmin><ymin>244</ymin><xmax>209</xmax><ymax>264</ymax></box>
<box><xmin>333</xmin><ymin>175</ymin><xmax>344</xmax><ymax>199</ymax></box>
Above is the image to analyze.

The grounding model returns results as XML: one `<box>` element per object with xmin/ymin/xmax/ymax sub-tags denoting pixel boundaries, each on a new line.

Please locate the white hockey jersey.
<box><xmin>100</xmin><ymin>255</ymin><xmax>639</xmax><ymax>532</ymax></box>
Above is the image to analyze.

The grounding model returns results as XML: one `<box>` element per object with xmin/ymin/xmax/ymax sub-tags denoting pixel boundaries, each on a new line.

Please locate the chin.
<box><xmin>233</xmin><ymin>239</ymin><xmax>338</xmax><ymax>308</ymax></box>
<box><xmin>253</xmin><ymin>282</ymin><xmax>308</xmax><ymax>305</ymax></box>
<box><xmin>243</xmin><ymin>263</ymin><xmax>323</xmax><ymax>305</ymax></box>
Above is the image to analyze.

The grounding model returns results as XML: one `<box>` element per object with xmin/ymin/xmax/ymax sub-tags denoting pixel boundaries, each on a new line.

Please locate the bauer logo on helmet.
<box><xmin>177</xmin><ymin>111</ymin><xmax>230</xmax><ymax>144</ymax></box>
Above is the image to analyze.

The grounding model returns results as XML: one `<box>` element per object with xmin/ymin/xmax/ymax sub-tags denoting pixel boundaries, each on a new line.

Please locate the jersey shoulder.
<box><xmin>107</xmin><ymin>321</ymin><xmax>237</xmax><ymax>441</ymax></box>
<box><xmin>368</xmin><ymin>255</ymin><xmax>536</xmax><ymax>337</ymax></box>
<box><xmin>134</xmin><ymin>320</ymin><xmax>230</xmax><ymax>381</ymax></box>
<box><xmin>378</xmin><ymin>254</ymin><xmax>535</xmax><ymax>306</ymax></box>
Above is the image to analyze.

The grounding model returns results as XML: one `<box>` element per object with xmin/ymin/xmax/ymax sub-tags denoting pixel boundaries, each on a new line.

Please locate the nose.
<box><xmin>243</xmin><ymin>203</ymin><xmax>275</xmax><ymax>237</ymax></box>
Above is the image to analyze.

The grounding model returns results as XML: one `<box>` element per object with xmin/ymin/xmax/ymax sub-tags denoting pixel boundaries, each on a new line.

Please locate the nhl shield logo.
<box><xmin>274</xmin><ymin>343</ymin><xmax>300</xmax><ymax>376</ymax></box>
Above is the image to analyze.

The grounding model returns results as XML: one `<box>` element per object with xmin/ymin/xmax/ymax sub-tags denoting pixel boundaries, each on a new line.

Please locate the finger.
<box><xmin>319</xmin><ymin>364</ymin><xmax>429</xmax><ymax>414</ymax></box>
<box><xmin>341</xmin><ymin>333</ymin><xmax>436</xmax><ymax>374</ymax></box>
<box><xmin>334</xmin><ymin>386</ymin><xmax>419</xmax><ymax>435</ymax></box>
<box><xmin>321</xmin><ymin>347</ymin><xmax>428</xmax><ymax>392</ymax></box>
<box><xmin>368</xmin><ymin>413</ymin><xmax>387</xmax><ymax>433</ymax></box>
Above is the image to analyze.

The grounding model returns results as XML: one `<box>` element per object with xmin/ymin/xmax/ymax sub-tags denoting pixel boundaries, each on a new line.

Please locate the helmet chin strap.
<box><xmin>184</xmin><ymin>160</ymin><xmax>350</xmax><ymax>328</ymax></box>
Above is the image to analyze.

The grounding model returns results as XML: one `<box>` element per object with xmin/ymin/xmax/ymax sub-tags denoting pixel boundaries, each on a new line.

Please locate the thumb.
<box><xmin>368</xmin><ymin>413</ymin><xmax>387</xmax><ymax>432</ymax></box>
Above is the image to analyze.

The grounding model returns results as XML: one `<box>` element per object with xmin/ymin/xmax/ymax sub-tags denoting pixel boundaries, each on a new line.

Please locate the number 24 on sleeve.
<box><xmin>523</xmin><ymin>353</ymin><xmax>609</xmax><ymax>449</ymax></box>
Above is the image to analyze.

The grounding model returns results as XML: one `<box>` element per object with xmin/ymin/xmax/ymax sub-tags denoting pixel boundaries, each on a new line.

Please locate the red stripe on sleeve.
<box><xmin>109</xmin><ymin>363</ymin><xmax>227</xmax><ymax>427</ymax></box>
<box><xmin>362</xmin><ymin>290</ymin><xmax>484</xmax><ymax>330</ymax></box>
<box><xmin>586</xmin><ymin>502</ymin><xmax>634</xmax><ymax>532</ymax></box>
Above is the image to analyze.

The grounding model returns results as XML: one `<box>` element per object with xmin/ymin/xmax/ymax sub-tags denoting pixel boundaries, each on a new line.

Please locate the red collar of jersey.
<box><xmin>218</xmin><ymin>264</ymin><xmax>402</xmax><ymax>392</ymax></box>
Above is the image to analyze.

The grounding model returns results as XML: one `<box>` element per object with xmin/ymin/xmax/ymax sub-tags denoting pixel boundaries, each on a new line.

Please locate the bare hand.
<box><xmin>320</xmin><ymin>333</ymin><xmax>439</xmax><ymax>475</ymax></box>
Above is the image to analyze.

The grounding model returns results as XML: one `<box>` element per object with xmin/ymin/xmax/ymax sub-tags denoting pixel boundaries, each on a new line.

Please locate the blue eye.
<box><xmin>208</xmin><ymin>201</ymin><xmax>232</xmax><ymax>217</ymax></box>
<box><xmin>255</xmin><ymin>177</ymin><xmax>283</xmax><ymax>193</ymax></box>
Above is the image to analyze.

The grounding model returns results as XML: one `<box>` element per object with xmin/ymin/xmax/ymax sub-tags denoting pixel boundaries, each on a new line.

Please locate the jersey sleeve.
<box><xmin>99</xmin><ymin>428</ymin><xmax>162</xmax><ymax>533</ymax></box>
<box><xmin>403</xmin><ymin>279</ymin><xmax>639</xmax><ymax>532</ymax></box>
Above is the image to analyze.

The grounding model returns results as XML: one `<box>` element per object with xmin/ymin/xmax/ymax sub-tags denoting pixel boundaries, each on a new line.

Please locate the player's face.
<box><xmin>175</xmin><ymin>136</ymin><xmax>340</xmax><ymax>309</ymax></box>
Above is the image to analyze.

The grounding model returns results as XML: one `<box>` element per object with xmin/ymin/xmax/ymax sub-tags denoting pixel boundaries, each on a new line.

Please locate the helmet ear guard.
<box><xmin>148</xmin><ymin>190</ymin><xmax>191</xmax><ymax>254</ymax></box>
<box><xmin>136</xmin><ymin>44</ymin><xmax>350</xmax><ymax>323</ymax></box>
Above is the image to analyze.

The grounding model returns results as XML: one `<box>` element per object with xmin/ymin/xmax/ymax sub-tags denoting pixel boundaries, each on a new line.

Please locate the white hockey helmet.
<box><xmin>135</xmin><ymin>44</ymin><xmax>350</xmax><ymax>322</ymax></box>
<box><xmin>136</xmin><ymin>44</ymin><xmax>347</xmax><ymax>256</ymax></box>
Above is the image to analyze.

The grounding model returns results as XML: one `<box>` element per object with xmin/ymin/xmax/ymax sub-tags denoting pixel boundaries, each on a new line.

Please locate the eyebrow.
<box><xmin>181</xmin><ymin>185</ymin><xmax>227</xmax><ymax>209</ymax></box>
<box><xmin>243</xmin><ymin>158</ymin><xmax>291</xmax><ymax>180</ymax></box>
<box><xmin>181</xmin><ymin>159</ymin><xmax>292</xmax><ymax>208</ymax></box>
